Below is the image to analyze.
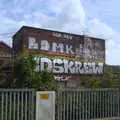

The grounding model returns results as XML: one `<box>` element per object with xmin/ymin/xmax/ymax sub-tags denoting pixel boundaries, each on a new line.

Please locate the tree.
<box><xmin>77</xmin><ymin>75</ymin><xmax>103</xmax><ymax>88</ymax></box>
<box><xmin>12</xmin><ymin>55</ymin><xmax>57</xmax><ymax>91</ymax></box>
<box><xmin>105</xmin><ymin>65</ymin><xmax>120</xmax><ymax>88</ymax></box>
<box><xmin>77</xmin><ymin>65</ymin><xmax>120</xmax><ymax>88</ymax></box>
<box><xmin>102</xmin><ymin>65</ymin><xmax>113</xmax><ymax>88</ymax></box>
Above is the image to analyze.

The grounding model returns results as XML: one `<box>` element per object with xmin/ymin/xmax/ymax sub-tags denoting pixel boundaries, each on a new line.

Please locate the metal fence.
<box><xmin>56</xmin><ymin>88</ymin><xmax>120</xmax><ymax>120</ymax></box>
<box><xmin>0</xmin><ymin>89</ymin><xmax>36</xmax><ymax>120</ymax></box>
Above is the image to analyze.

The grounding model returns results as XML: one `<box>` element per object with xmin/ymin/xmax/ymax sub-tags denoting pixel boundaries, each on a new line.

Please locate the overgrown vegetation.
<box><xmin>0</xmin><ymin>53</ymin><xmax>120</xmax><ymax>89</ymax></box>
<box><xmin>77</xmin><ymin>65</ymin><xmax>120</xmax><ymax>88</ymax></box>
<box><xmin>12</xmin><ymin>55</ymin><xmax>57</xmax><ymax>91</ymax></box>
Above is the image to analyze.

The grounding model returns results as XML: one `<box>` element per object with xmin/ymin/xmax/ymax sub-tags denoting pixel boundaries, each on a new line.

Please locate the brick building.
<box><xmin>0</xmin><ymin>41</ymin><xmax>12</xmax><ymax>64</ymax></box>
<box><xmin>12</xmin><ymin>26</ymin><xmax>106</xmax><ymax>88</ymax></box>
<box><xmin>0</xmin><ymin>41</ymin><xmax>12</xmax><ymax>87</ymax></box>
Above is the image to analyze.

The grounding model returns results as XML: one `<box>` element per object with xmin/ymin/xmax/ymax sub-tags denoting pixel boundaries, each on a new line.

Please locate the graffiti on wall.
<box><xmin>27</xmin><ymin>31</ymin><xmax>105</xmax><ymax>78</ymax></box>
<box><xmin>54</xmin><ymin>75</ymin><xmax>72</xmax><ymax>81</ymax></box>
<box><xmin>34</xmin><ymin>57</ymin><xmax>103</xmax><ymax>75</ymax></box>
<box><xmin>28</xmin><ymin>36</ymin><xmax>105</xmax><ymax>62</ymax></box>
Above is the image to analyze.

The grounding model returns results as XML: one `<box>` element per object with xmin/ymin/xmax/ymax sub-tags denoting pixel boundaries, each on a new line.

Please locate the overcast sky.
<box><xmin>0</xmin><ymin>0</ymin><xmax>120</xmax><ymax>65</ymax></box>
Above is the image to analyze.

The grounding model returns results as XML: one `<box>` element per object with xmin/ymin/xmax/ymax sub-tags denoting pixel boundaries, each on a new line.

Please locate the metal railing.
<box><xmin>0</xmin><ymin>89</ymin><xmax>36</xmax><ymax>120</ymax></box>
<box><xmin>56</xmin><ymin>88</ymin><xmax>120</xmax><ymax>120</ymax></box>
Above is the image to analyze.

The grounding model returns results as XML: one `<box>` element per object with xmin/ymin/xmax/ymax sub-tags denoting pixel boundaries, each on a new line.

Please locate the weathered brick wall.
<box><xmin>0</xmin><ymin>42</ymin><xmax>12</xmax><ymax>87</ymax></box>
<box><xmin>0</xmin><ymin>41</ymin><xmax>12</xmax><ymax>64</ymax></box>
<box><xmin>0</xmin><ymin>42</ymin><xmax>11</xmax><ymax>53</ymax></box>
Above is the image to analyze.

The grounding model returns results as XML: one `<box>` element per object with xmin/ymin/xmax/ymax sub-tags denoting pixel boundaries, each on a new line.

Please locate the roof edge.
<box><xmin>0</xmin><ymin>41</ymin><xmax>12</xmax><ymax>49</ymax></box>
<box><xmin>12</xmin><ymin>25</ymin><xmax>105</xmax><ymax>41</ymax></box>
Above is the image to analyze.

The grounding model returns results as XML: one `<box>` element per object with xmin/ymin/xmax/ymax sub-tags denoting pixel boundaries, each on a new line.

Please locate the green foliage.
<box><xmin>112</xmin><ymin>73</ymin><xmax>120</xmax><ymax>88</ymax></box>
<box><xmin>102</xmin><ymin>65</ymin><xmax>113</xmax><ymax>87</ymax></box>
<box><xmin>12</xmin><ymin>55</ymin><xmax>57</xmax><ymax>91</ymax></box>
<box><xmin>9</xmin><ymin>52</ymin><xmax>120</xmax><ymax>89</ymax></box>
<box><xmin>77</xmin><ymin>65</ymin><xmax>120</xmax><ymax>88</ymax></box>
<box><xmin>89</xmin><ymin>76</ymin><xmax>102</xmax><ymax>88</ymax></box>
<box><xmin>78</xmin><ymin>75</ymin><xmax>103</xmax><ymax>88</ymax></box>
